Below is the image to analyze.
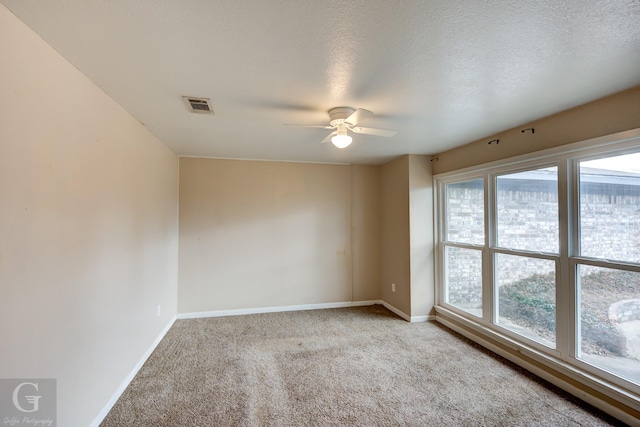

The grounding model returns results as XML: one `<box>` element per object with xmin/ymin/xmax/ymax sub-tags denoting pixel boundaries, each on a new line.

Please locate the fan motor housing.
<box><xmin>328</xmin><ymin>107</ymin><xmax>355</xmax><ymax>127</ymax></box>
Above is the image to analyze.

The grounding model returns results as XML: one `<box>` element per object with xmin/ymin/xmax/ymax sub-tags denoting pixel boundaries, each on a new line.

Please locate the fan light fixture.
<box><xmin>284</xmin><ymin>107</ymin><xmax>397</xmax><ymax>148</ymax></box>
<box><xmin>331</xmin><ymin>125</ymin><xmax>352</xmax><ymax>148</ymax></box>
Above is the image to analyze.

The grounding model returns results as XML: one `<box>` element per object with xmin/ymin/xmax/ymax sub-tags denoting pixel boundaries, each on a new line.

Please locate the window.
<box><xmin>436</xmin><ymin>132</ymin><xmax>640</xmax><ymax>403</ymax></box>
<box><xmin>445</xmin><ymin>246</ymin><xmax>482</xmax><ymax>317</ymax></box>
<box><xmin>495</xmin><ymin>253</ymin><xmax>556</xmax><ymax>347</ymax></box>
<box><xmin>575</xmin><ymin>151</ymin><xmax>640</xmax><ymax>385</ymax></box>
<box><xmin>496</xmin><ymin>167</ymin><xmax>559</xmax><ymax>254</ymax></box>
<box><xmin>494</xmin><ymin>167</ymin><xmax>559</xmax><ymax>348</ymax></box>
<box><xmin>443</xmin><ymin>179</ymin><xmax>484</xmax><ymax>317</ymax></box>
<box><xmin>445</xmin><ymin>179</ymin><xmax>485</xmax><ymax>245</ymax></box>
<box><xmin>577</xmin><ymin>266</ymin><xmax>640</xmax><ymax>384</ymax></box>
<box><xmin>578</xmin><ymin>153</ymin><xmax>640</xmax><ymax>264</ymax></box>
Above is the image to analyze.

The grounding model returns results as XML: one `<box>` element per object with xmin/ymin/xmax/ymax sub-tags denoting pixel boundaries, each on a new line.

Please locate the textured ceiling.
<box><xmin>2</xmin><ymin>0</ymin><xmax>640</xmax><ymax>164</ymax></box>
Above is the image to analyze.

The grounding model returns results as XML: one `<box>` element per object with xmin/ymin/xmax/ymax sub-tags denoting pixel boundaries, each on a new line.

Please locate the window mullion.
<box><xmin>556</xmin><ymin>158</ymin><xmax>571</xmax><ymax>360</ymax></box>
<box><xmin>483</xmin><ymin>173</ymin><xmax>494</xmax><ymax>326</ymax></box>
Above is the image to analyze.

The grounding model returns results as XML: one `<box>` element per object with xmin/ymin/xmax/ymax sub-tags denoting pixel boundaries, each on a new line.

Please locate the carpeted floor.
<box><xmin>101</xmin><ymin>305</ymin><xmax>626</xmax><ymax>426</ymax></box>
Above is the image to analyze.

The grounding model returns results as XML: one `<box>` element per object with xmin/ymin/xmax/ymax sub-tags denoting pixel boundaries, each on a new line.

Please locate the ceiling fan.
<box><xmin>284</xmin><ymin>107</ymin><xmax>397</xmax><ymax>148</ymax></box>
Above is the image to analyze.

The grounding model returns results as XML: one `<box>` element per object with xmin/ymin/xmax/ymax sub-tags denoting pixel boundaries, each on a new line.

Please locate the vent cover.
<box><xmin>183</xmin><ymin>96</ymin><xmax>214</xmax><ymax>114</ymax></box>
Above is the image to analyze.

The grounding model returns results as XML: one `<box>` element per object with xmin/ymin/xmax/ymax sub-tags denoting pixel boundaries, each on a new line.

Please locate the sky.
<box><xmin>582</xmin><ymin>152</ymin><xmax>640</xmax><ymax>173</ymax></box>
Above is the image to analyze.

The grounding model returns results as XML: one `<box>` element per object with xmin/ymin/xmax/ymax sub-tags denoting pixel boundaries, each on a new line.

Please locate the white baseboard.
<box><xmin>350</xmin><ymin>300</ymin><xmax>380</xmax><ymax>307</ymax></box>
<box><xmin>177</xmin><ymin>300</ymin><xmax>379</xmax><ymax>319</ymax></box>
<box><xmin>178</xmin><ymin>300</ymin><xmax>434</xmax><ymax>323</ymax></box>
<box><xmin>380</xmin><ymin>300</ymin><xmax>411</xmax><ymax>321</ymax></box>
<box><xmin>90</xmin><ymin>316</ymin><xmax>176</xmax><ymax>427</ymax></box>
<box><xmin>410</xmin><ymin>314</ymin><xmax>434</xmax><ymax>322</ymax></box>
<box><xmin>379</xmin><ymin>300</ymin><xmax>434</xmax><ymax>323</ymax></box>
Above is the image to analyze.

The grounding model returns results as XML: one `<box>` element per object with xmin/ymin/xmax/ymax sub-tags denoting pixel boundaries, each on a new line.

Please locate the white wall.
<box><xmin>0</xmin><ymin>5</ymin><xmax>179</xmax><ymax>426</ymax></box>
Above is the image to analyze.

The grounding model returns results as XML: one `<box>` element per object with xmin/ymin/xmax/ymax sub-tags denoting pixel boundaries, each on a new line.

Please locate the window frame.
<box><xmin>569</xmin><ymin>149</ymin><xmax>640</xmax><ymax>385</ymax></box>
<box><xmin>435</xmin><ymin>128</ymin><xmax>640</xmax><ymax>404</ymax></box>
<box><xmin>440</xmin><ymin>175</ymin><xmax>486</xmax><ymax>318</ymax></box>
<box><xmin>489</xmin><ymin>162</ymin><xmax>562</xmax><ymax>355</ymax></box>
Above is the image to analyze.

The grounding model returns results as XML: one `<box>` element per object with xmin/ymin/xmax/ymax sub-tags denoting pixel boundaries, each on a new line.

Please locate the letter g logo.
<box><xmin>12</xmin><ymin>382</ymin><xmax>41</xmax><ymax>413</ymax></box>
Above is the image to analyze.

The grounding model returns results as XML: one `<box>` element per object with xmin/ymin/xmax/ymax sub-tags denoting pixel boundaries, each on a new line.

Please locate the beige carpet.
<box><xmin>101</xmin><ymin>305</ymin><xmax>625</xmax><ymax>426</ymax></box>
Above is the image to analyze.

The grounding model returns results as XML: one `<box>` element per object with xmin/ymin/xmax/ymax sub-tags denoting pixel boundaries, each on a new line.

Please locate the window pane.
<box><xmin>496</xmin><ymin>254</ymin><xmax>556</xmax><ymax>347</ymax></box>
<box><xmin>445</xmin><ymin>179</ymin><xmax>484</xmax><ymax>245</ymax></box>
<box><xmin>496</xmin><ymin>167</ymin><xmax>559</xmax><ymax>253</ymax></box>
<box><xmin>577</xmin><ymin>265</ymin><xmax>640</xmax><ymax>386</ymax></box>
<box><xmin>579</xmin><ymin>152</ymin><xmax>640</xmax><ymax>263</ymax></box>
<box><xmin>445</xmin><ymin>246</ymin><xmax>482</xmax><ymax>317</ymax></box>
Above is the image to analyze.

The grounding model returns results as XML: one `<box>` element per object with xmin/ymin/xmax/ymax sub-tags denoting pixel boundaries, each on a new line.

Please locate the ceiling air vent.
<box><xmin>183</xmin><ymin>96</ymin><xmax>214</xmax><ymax>114</ymax></box>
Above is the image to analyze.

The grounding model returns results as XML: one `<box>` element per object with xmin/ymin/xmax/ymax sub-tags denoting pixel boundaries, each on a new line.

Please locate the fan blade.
<box><xmin>321</xmin><ymin>132</ymin><xmax>337</xmax><ymax>144</ymax></box>
<box><xmin>351</xmin><ymin>126</ymin><xmax>397</xmax><ymax>137</ymax></box>
<box><xmin>344</xmin><ymin>108</ymin><xmax>373</xmax><ymax>126</ymax></box>
<box><xmin>283</xmin><ymin>124</ymin><xmax>333</xmax><ymax>129</ymax></box>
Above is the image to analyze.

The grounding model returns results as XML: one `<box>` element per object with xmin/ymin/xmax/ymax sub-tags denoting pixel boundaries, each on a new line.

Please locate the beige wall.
<box><xmin>0</xmin><ymin>6</ymin><xmax>179</xmax><ymax>427</ymax></box>
<box><xmin>433</xmin><ymin>86</ymin><xmax>640</xmax><ymax>174</ymax></box>
<box><xmin>352</xmin><ymin>165</ymin><xmax>381</xmax><ymax>301</ymax></box>
<box><xmin>409</xmin><ymin>155</ymin><xmax>435</xmax><ymax>317</ymax></box>
<box><xmin>379</xmin><ymin>155</ymin><xmax>435</xmax><ymax>318</ymax></box>
<box><xmin>379</xmin><ymin>156</ymin><xmax>411</xmax><ymax>315</ymax></box>
<box><xmin>178</xmin><ymin>158</ymin><xmax>382</xmax><ymax>313</ymax></box>
<box><xmin>179</xmin><ymin>156</ymin><xmax>434</xmax><ymax>319</ymax></box>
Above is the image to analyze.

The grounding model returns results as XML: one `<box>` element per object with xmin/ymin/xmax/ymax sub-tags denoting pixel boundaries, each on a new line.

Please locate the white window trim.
<box><xmin>434</xmin><ymin>128</ymin><xmax>640</xmax><ymax>420</ymax></box>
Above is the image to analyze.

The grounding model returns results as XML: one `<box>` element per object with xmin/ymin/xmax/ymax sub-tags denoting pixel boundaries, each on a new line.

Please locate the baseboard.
<box><xmin>379</xmin><ymin>300</ymin><xmax>433</xmax><ymax>323</ymax></box>
<box><xmin>177</xmin><ymin>300</ymin><xmax>435</xmax><ymax>321</ymax></box>
<box><xmin>411</xmin><ymin>314</ymin><xmax>434</xmax><ymax>322</ymax></box>
<box><xmin>90</xmin><ymin>316</ymin><xmax>176</xmax><ymax>427</ymax></box>
<box><xmin>177</xmin><ymin>300</ymin><xmax>380</xmax><ymax>319</ymax></box>
<box><xmin>350</xmin><ymin>300</ymin><xmax>380</xmax><ymax>307</ymax></box>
